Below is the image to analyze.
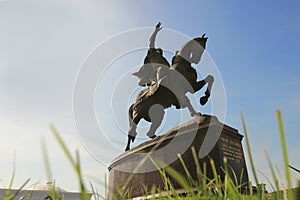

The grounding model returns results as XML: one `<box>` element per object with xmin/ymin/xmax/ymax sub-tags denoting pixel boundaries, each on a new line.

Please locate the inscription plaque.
<box><xmin>219</xmin><ymin>135</ymin><xmax>243</xmax><ymax>163</ymax></box>
<box><xmin>217</xmin><ymin>133</ymin><xmax>248</xmax><ymax>187</ymax></box>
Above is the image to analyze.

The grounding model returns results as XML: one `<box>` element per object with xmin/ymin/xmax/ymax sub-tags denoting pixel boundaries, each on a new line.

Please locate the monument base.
<box><xmin>108</xmin><ymin>116</ymin><xmax>249</xmax><ymax>199</ymax></box>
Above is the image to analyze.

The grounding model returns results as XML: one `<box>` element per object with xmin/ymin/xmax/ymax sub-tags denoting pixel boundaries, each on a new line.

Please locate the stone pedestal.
<box><xmin>108</xmin><ymin>116</ymin><xmax>249</xmax><ymax>199</ymax></box>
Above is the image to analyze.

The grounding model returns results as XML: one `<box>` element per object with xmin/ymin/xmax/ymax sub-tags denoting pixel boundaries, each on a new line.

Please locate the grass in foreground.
<box><xmin>2</xmin><ymin>110</ymin><xmax>299</xmax><ymax>199</ymax></box>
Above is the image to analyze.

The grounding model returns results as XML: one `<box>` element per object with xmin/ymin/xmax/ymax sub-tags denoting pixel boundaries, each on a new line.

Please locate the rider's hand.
<box><xmin>155</xmin><ymin>22</ymin><xmax>162</xmax><ymax>32</ymax></box>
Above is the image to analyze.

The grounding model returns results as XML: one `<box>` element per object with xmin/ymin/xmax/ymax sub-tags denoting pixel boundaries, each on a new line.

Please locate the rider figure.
<box><xmin>144</xmin><ymin>22</ymin><xmax>170</xmax><ymax>67</ymax></box>
<box><xmin>133</xmin><ymin>22</ymin><xmax>170</xmax><ymax>86</ymax></box>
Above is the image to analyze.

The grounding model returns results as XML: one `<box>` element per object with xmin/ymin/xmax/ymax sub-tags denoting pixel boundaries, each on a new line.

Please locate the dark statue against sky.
<box><xmin>126</xmin><ymin>23</ymin><xmax>214</xmax><ymax>151</ymax></box>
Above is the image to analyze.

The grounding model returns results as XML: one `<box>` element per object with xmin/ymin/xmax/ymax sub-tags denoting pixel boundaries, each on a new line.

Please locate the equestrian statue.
<box><xmin>126</xmin><ymin>23</ymin><xmax>214</xmax><ymax>151</ymax></box>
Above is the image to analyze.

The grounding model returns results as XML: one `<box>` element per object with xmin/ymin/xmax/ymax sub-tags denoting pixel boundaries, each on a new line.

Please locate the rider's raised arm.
<box><xmin>149</xmin><ymin>22</ymin><xmax>162</xmax><ymax>49</ymax></box>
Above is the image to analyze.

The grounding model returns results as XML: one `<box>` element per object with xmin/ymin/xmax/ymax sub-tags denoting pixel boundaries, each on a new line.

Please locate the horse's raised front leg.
<box><xmin>146</xmin><ymin>104</ymin><xmax>165</xmax><ymax>139</ymax></box>
<box><xmin>200</xmin><ymin>75</ymin><xmax>214</xmax><ymax>105</ymax></box>
<box><xmin>126</xmin><ymin>104</ymin><xmax>140</xmax><ymax>151</ymax></box>
<box><xmin>191</xmin><ymin>79</ymin><xmax>206</xmax><ymax>93</ymax></box>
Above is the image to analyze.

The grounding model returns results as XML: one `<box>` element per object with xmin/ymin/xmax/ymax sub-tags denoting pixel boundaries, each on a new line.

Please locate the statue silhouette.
<box><xmin>126</xmin><ymin>33</ymin><xmax>214</xmax><ymax>151</ymax></box>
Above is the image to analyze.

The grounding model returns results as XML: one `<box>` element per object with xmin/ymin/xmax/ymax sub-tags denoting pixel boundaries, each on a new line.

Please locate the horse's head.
<box><xmin>193</xmin><ymin>33</ymin><xmax>208</xmax><ymax>50</ymax></box>
<box><xmin>176</xmin><ymin>34</ymin><xmax>208</xmax><ymax>64</ymax></box>
<box><xmin>190</xmin><ymin>33</ymin><xmax>208</xmax><ymax>64</ymax></box>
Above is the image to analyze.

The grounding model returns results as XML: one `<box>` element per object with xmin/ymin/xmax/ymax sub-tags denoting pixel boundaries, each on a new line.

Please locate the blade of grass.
<box><xmin>191</xmin><ymin>146</ymin><xmax>202</xmax><ymax>182</ymax></box>
<box><xmin>50</xmin><ymin>181</ymin><xmax>57</xmax><ymax>200</ymax></box>
<box><xmin>209</xmin><ymin>159</ymin><xmax>218</xmax><ymax>185</ymax></box>
<box><xmin>222</xmin><ymin>157</ymin><xmax>229</xmax><ymax>198</ymax></box>
<box><xmin>276</xmin><ymin>110</ymin><xmax>293</xmax><ymax>199</ymax></box>
<box><xmin>265</xmin><ymin>150</ymin><xmax>280</xmax><ymax>199</ymax></box>
<box><xmin>177</xmin><ymin>154</ymin><xmax>195</xmax><ymax>187</ymax></box>
<box><xmin>90</xmin><ymin>180</ymin><xmax>103</xmax><ymax>200</ymax></box>
<box><xmin>202</xmin><ymin>161</ymin><xmax>208</xmax><ymax>195</ymax></box>
<box><xmin>225</xmin><ymin>174</ymin><xmax>241</xmax><ymax>199</ymax></box>
<box><xmin>104</xmin><ymin>174</ymin><xmax>107</xmax><ymax>200</ymax></box>
<box><xmin>50</xmin><ymin>125</ymin><xmax>90</xmax><ymax>199</ymax></box>
<box><xmin>220</xmin><ymin>158</ymin><xmax>242</xmax><ymax>199</ymax></box>
<box><xmin>50</xmin><ymin>125</ymin><xmax>76</xmax><ymax>168</ymax></box>
<box><xmin>164</xmin><ymin>165</ymin><xmax>191</xmax><ymax>194</ymax></box>
<box><xmin>150</xmin><ymin>157</ymin><xmax>177</xmax><ymax>197</ymax></box>
<box><xmin>191</xmin><ymin>146</ymin><xmax>212</xmax><ymax>197</ymax></box>
<box><xmin>75</xmin><ymin>151</ymin><xmax>90</xmax><ymax>199</ymax></box>
<box><xmin>4</xmin><ymin>179</ymin><xmax>30</xmax><ymax>200</ymax></box>
<box><xmin>248</xmin><ymin>180</ymin><xmax>253</xmax><ymax>198</ymax></box>
<box><xmin>6</xmin><ymin>152</ymin><xmax>16</xmax><ymax>198</ymax></box>
<box><xmin>240</xmin><ymin>112</ymin><xmax>260</xmax><ymax>193</ymax></box>
<box><xmin>41</xmin><ymin>137</ymin><xmax>53</xmax><ymax>182</ymax></box>
<box><xmin>228</xmin><ymin>165</ymin><xmax>238</xmax><ymax>187</ymax></box>
<box><xmin>209</xmin><ymin>159</ymin><xmax>223</xmax><ymax>198</ymax></box>
<box><xmin>296</xmin><ymin>180</ymin><xmax>300</xmax><ymax>200</ymax></box>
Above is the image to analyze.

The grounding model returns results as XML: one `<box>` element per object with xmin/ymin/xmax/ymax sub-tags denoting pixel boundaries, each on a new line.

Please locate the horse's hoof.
<box><xmin>125</xmin><ymin>147</ymin><xmax>130</xmax><ymax>151</ymax></box>
<box><xmin>192</xmin><ymin>112</ymin><xmax>202</xmax><ymax>117</ymax></box>
<box><xmin>206</xmin><ymin>75</ymin><xmax>214</xmax><ymax>83</ymax></box>
<box><xmin>148</xmin><ymin>134</ymin><xmax>157</xmax><ymax>139</ymax></box>
<box><xmin>200</xmin><ymin>96</ymin><xmax>209</xmax><ymax>105</ymax></box>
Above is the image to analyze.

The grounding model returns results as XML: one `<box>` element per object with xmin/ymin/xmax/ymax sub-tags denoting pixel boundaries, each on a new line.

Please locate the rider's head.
<box><xmin>156</xmin><ymin>48</ymin><xmax>163</xmax><ymax>56</ymax></box>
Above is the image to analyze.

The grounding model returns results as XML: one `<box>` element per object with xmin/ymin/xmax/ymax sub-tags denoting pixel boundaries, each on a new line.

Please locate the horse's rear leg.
<box><xmin>126</xmin><ymin>105</ymin><xmax>141</xmax><ymax>151</ymax></box>
<box><xmin>146</xmin><ymin>104</ymin><xmax>165</xmax><ymax>139</ymax></box>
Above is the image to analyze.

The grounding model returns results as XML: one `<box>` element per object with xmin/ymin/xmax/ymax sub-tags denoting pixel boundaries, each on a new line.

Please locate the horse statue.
<box><xmin>125</xmin><ymin>34</ymin><xmax>214</xmax><ymax>151</ymax></box>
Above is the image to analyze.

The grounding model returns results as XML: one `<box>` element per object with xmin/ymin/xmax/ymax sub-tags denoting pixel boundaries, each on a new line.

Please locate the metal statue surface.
<box><xmin>126</xmin><ymin>23</ymin><xmax>214</xmax><ymax>151</ymax></box>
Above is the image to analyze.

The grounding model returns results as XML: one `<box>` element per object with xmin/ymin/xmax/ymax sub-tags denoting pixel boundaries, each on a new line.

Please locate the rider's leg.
<box><xmin>146</xmin><ymin>104</ymin><xmax>165</xmax><ymax>138</ymax></box>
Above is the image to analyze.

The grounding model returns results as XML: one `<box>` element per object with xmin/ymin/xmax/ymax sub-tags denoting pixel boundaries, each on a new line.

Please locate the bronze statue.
<box><xmin>126</xmin><ymin>28</ymin><xmax>213</xmax><ymax>151</ymax></box>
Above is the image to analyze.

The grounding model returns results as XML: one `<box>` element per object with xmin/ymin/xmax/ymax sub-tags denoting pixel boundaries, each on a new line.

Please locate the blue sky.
<box><xmin>0</xmin><ymin>0</ymin><xmax>300</xmax><ymax>195</ymax></box>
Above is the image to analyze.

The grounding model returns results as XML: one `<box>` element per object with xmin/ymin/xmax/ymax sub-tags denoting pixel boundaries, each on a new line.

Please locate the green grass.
<box><xmin>2</xmin><ymin>110</ymin><xmax>299</xmax><ymax>199</ymax></box>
